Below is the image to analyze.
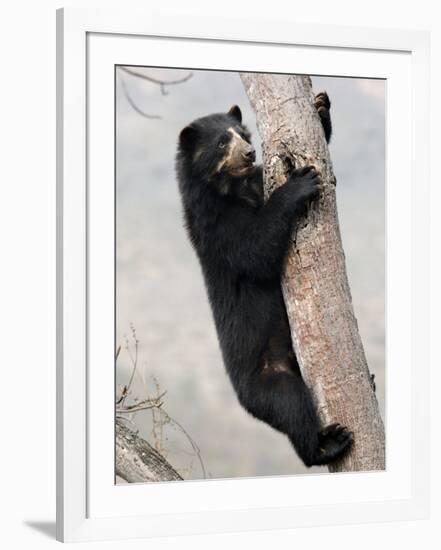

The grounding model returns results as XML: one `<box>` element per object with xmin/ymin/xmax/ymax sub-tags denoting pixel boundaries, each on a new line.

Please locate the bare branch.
<box><xmin>116</xmin><ymin>333</ymin><xmax>207</xmax><ymax>480</ymax></box>
<box><xmin>119</xmin><ymin>66</ymin><xmax>193</xmax><ymax>95</ymax></box>
<box><xmin>116</xmin><ymin>421</ymin><xmax>182</xmax><ymax>483</ymax></box>
<box><xmin>119</xmin><ymin>76</ymin><xmax>162</xmax><ymax>119</ymax></box>
<box><xmin>124</xmin><ymin>324</ymin><xmax>140</xmax><ymax>395</ymax></box>
<box><xmin>118</xmin><ymin>324</ymin><xmax>142</xmax><ymax>407</ymax></box>
<box><xmin>165</xmin><ymin>413</ymin><xmax>207</xmax><ymax>479</ymax></box>
<box><xmin>116</xmin><ymin>392</ymin><xmax>166</xmax><ymax>414</ymax></box>
<box><xmin>116</xmin><ymin>402</ymin><xmax>162</xmax><ymax>414</ymax></box>
<box><xmin>115</xmin><ymin>386</ymin><xmax>127</xmax><ymax>405</ymax></box>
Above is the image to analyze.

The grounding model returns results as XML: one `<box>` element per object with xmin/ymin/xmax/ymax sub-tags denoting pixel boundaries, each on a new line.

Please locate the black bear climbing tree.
<box><xmin>240</xmin><ymin>73</ymin><xmax>385</xmax><ymax>472</ymax></box>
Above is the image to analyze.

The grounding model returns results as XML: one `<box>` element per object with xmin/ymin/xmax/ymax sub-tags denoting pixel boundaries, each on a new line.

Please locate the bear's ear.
<box><xmin>227</xmin><ymin>105</ymin><xmax>242</xmax><ymax>124</ymax></box>
<box><xmin>179</xmin><ymin>124</ymin><xmax>199</xmax><ymax>150</ymax></box>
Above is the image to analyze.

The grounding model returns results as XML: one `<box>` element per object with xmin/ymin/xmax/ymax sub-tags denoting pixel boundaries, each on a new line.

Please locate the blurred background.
<box><xmin>116</xmin><ymin>67</ymin><xmax>385</xmax><ymax>481</ymax></box>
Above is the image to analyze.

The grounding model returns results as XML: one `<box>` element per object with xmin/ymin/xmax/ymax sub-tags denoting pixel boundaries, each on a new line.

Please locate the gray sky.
<box><xmin>116</xmin><ymin>68</ymin><xmax>385</xmax><ymax>481</ymax></box>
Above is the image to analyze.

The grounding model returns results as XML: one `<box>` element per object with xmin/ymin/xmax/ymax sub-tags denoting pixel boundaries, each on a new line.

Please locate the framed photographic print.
<box><xmin>56</xmin><ymin>7</ymin><xmax>430</xmax><ymax>543</ymax></box>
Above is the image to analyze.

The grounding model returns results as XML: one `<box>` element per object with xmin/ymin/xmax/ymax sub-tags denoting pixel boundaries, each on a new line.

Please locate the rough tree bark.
<box><xmin>116</xmin><ymin>422</ymin><xmax>182</xmax><ymax>482</ymax></box>
<box><xmin>240</xmin><ymin>73</ymin><xmax>385</xmax><ymax>472</ymax></box>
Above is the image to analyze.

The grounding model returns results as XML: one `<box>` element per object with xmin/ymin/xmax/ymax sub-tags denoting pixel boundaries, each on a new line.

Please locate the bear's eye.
<box><xmin>218</xmin><ymin>139</ymin><xmax>227</xmax><ymax>149</ymax></box>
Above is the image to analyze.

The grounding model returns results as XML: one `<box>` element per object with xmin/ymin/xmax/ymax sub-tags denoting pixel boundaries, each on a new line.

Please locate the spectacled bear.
<box><xmin>175</xmin><ymin>92</ymin><xmax>353</xmax><ymax>466</ymax></box>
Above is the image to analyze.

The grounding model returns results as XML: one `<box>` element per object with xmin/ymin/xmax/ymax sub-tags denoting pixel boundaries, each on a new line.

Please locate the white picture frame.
<box><xmin>56</xmin><ymin>7</ymin><xmax>430</xmax><ymax>543</ymax></box>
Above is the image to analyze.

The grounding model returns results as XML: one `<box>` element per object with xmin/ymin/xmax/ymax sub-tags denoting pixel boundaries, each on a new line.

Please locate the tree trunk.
<box><xmin>240</xmin><ymin>73</ymin><xmax>385</xmax><ymax>472</ymax></box>
<box><xmin>116</xmin><ymin>421</ymin><xmax>182</xmax><ymax>482</ymax></box>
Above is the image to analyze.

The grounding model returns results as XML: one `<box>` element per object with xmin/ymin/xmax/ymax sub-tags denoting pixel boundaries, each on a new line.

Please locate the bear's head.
<box><xmin>178</xmin><ymin>106</ymin><xmax>256</xmax><ymax>180</ymax></box>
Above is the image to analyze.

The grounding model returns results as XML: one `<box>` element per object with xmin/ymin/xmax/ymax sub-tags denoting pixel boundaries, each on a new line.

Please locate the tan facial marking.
<box><xmin>215</xmin><ymin>127</ymin><xmax>253</xmax><ymax>175</ymax></box>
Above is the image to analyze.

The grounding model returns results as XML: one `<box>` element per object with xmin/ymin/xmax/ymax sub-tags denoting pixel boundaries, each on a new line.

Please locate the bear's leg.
<box><xmin>246</xmin><ymin>366</ymin><xmax>353</xmax><ymax>466</ymax></box>
<box><xmin>240</xmin><ymin>366</ymin><xmax>321</xmax><ymax>465</ymax></box>
<box><xmin>234</xmin><ymin>303</ymin><xmax>352</xmax><ymax>466</ymax></box>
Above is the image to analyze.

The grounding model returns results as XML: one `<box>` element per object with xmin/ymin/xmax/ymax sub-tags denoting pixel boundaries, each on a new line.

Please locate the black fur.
<box><xmin>315</xmin><ymin>92</ymin><xmax>332</xmax><ymax>144</ymax></box>
<box><xmin>175</xmin><ymin>96</ymin><xmax>353</xmax><ymax>466</ymax></box>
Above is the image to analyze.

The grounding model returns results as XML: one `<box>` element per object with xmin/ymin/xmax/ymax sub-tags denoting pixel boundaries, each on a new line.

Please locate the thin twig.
<box><xmin>119</xmin><ymin>76</ymin><xmax>162</xmax><ymax>119</ymax></box>
<box><xmin>158</xmin><ymin>410</ymin><xmax>207</xmax><ymax>479</ymax></box>
<box><xmin>116</xmin><ymin>402</ymin><xmax>163</xmax><ymax>414</ymax></box>
<box><xmin>119</xmin><ymin>67</ymin><xmax>193</xmax><ymax>95</ymax></box>
<box><xmin>120</xmin><ymin>325</ymin><xmax>140</xmax><ymax>407</ymax></box>
<box><xmin>125</xmin><ymin>325</ymin><xmax>139</xmax><ymax>391</ymax></box>
<box><xmin>169</xmin><ymin>416</ymin><xmax>207</xmax><ymax>479</ymax></box>
<box><xmin>151</xmin><ymin>376</ymin><xmax>166</xmax><ymax>455</ymax></box>
<box><xmin>117</xmin><ymin>391</ymin><xmax>167</xmax><ymax>414</ymax></box>
<box><xmin>116</xmin><ymin>385</ymin><xmax>127</xmax><ymax>405</ymax></box>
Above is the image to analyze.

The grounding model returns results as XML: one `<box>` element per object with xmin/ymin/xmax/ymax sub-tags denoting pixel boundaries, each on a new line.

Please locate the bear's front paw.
<box><xmin>314</xmin><ymin>92</ymin><xmax>332</xmax><ymax>143</ymax></box>
<box><xmin>287</xmin><ymin>165</ymin><xmax>322</xmax><ymax>205</ymax></box>
<box><xmin>314</xmin><ymin>423</ymin><xmax>353</xmax><ymax>465</ymax></box>
<box><xmin>314</xmin><ymin>91</ymin><xmax>331</xmax><ymax>114</ymax></box>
